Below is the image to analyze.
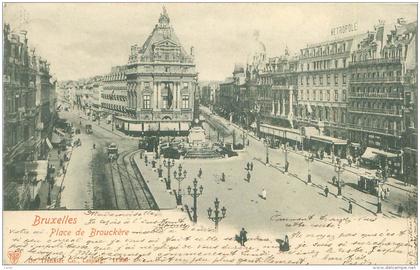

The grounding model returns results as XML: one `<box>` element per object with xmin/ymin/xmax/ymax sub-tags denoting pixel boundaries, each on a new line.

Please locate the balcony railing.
<box><xmin>349</xmin><ymin>58</ymin><xmax>402</xmax><ymax>66</ymax></box>
<box><xmin>349</xmin><ymin>76</ymin><xmax>402</xmax><ymax>83</ymax></box>
<box><xmin>348</xmin><ymin>107</ymin><xmax>403</xmax><ymax>117</ymax></box>
<box><xmin>348</xmin><ymin>92</ymin><xmax>403</xmax><ymax>99</ymax></box>
<box><xmin>346</xmin><ymin>123</ymin><xmax>402</xmax><ymax>137</ymax></box>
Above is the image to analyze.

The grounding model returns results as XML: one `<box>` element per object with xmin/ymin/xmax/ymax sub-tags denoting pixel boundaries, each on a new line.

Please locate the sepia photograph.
<box><xmin>2</xmin><ymin>2</ymin><xmax>418</xmax><ymax>266</ymax></box>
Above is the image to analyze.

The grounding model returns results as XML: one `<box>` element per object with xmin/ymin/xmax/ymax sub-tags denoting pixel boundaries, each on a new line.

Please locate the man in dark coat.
<box><xmin>324</xmin><ymin>186</ymin><xmax>329</xmax><ymax>197</ymax></box>
<box><xmin>348</xmin><ymin>201</ymin><xmax>353</xmax><ymax>214</ymax></box>
<box><xmin>239</xmin><ymin>228</ymin><xmax>248</xmax><ymax>246</ymax></box>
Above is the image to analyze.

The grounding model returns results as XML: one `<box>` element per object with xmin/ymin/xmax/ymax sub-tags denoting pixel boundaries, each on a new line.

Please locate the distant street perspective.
<box><xmin>3</xmin><ymin>4</ymin><xmax>417</xmax><ymax>234</ymax></box>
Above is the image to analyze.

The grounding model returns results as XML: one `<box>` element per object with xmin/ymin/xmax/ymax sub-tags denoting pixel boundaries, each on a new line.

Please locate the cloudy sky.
<box><xmin>3</xmin><ymin>3</ymin><xmax>417</xmax><ymax>81</ymax></box>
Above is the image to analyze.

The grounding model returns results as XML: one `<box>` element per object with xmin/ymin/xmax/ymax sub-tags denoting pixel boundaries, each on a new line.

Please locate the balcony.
<box><xmin>348</xmin><ymin>92</ymin><xmax>403</xmax><ymax>99</ymax></box>
<box><xmin>346</xmin><ymin>123</ymin><xmax>401</xmax><ymax>137</ymax></box>
<box><xmin>349</xmin><ymin>76</ymin><xmax>402</xmax><ymax>83</ymax></box>
<box><xmin>349</xmin><ymin>58</ymin><xmax>402</xmax><ymax>67</ymax></box>
<box><xmin>348</xmin><ymin>107</ymin><xmax>403</xmax><ymax>117</ymax></box>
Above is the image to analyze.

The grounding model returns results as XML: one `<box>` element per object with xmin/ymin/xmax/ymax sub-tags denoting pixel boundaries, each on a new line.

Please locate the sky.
<box><xmin>3</xmin><ymin>3</ymin><xmax>417</xmax><ymax>82</ymax></box>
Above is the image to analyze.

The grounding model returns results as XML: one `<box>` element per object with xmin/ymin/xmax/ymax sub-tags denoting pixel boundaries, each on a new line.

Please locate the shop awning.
<box><xmin>361</xmin><ymin>147</ymin><xmax>379</xmax><ymax>161</ymax></box>
<box><xmin>46</xmin><ymin>138</ymin><xmax>53</xmax><ymax>150</ymax></box>
<box><xmin>25</xmin><ymin>160</ymin><xmax>48</xmax><ymax>182</ymax></box>
<box><xmin>310</xmin><ymin>135</ymin><xmax>347</xmax><ymax>145</ymax></box>
<box><xmin>372</xmin><ymin>149</ymin><xmax>399</xmax><ymax>158</ymax></box>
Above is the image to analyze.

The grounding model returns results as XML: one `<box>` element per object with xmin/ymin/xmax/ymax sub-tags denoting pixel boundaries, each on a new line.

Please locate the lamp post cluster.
<box><xmin>305</xmin><ymin>153</ymin><xmax>314</xmax><ymax>185</ymax></box>
<box><xmin>207</xmin><ymin>197</ymin><xmax>227</xmax><ymax>231</ymax></box>
<box><xmin>163</xmin><ymin>158</ymin><xmax>175</xmax><ymax>191</ymax></box>
<box><xmin>173</xmin><ymin>164</ymin><xmax>187</xmax><ymax>206</ymax></box>
<box><xmin>186</xmin><ymin>178</ymin><xmax>204</xmax><ymax>223</ymax></box>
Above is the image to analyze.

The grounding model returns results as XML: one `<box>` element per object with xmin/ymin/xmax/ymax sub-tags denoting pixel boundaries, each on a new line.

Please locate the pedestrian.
<box><xmin>250</xmin><ymin>162</ymin><xmax>254</xmax><ymax>171</ymax></box>
<box><xmin>198</xmin><ymin>168</ymin><xmax>203</xmax><ymax>178</ymax></box>
<box><xmin>332</xmin><ymin>176</ymin><xmax>336</xmax><ymax>186</ymax></box>
<box><xmin>280</xmin><ymin>235</ymin><xmax>290</xmax><ymax>251</ymax></box>
<box><xmin>324</xmin><ymin>186</ymin><xmax>329</xmax><ymax>197</ymax></box>
<box><xmin>93</xmin><ymin>143</ymin><xmax>96</xmax><ymax>149</ymax></box>
<box><xmin>221</xmin><ymin>172</ymin><xmax>225</xmax><ymax>182</ymax></box>
<box><xmin>247</xmin><ymin>171</ymin><xmax>251</xmax><ymax>182</ymax></box>
<box><xmin>348</xmin><ymin>201</ymin><xmax>353</xmax><ymax>214</ymax></box>
<box><xmin>397</xmin><ymin>203</ymin><xmax>404</xmax><ymax>217</ymax></box>
<box><xmin>239</xmin><ymin>228</ymin><xmax>248</xmax><ymax>246</ymax></box>
<box><xmin>261</xmin><ymin>188</ymin><xmax>267</xmax><ymax>200</ymax></box>
<box><xmin>246</xmin><ymin>162</ymin><xmax>250</xmax><ymax>171</ymax></box>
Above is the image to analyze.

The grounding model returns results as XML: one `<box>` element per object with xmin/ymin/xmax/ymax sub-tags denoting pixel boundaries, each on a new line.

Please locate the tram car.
<box><xmin>358</xmin><ymin>173</ymin><xmax>380</xmax><ymax>195</ymax></box>
<box><xmin>107</xmin><ymin>143</ymin><xmax>119</xmax><ymax>162</ymax></box>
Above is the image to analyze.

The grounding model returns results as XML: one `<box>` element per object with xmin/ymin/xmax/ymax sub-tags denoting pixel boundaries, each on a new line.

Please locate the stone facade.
<box><xmin>119</xmin><ymin>7</ymin><xmax>197</xmax><ymax>135</ymax></box>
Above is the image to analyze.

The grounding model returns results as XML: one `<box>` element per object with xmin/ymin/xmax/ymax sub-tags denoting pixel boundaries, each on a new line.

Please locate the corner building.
<box><xmin>118</xmin><ymin>7</ymin><xmax>197</xmax><ymax>136</ymax></box>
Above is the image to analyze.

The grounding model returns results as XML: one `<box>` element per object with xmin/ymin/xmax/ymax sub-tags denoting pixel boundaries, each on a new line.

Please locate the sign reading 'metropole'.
<box><xmin>331</xmin><ymin>23</ymin><xmax>358</xmax><ymax>36</ymax></box>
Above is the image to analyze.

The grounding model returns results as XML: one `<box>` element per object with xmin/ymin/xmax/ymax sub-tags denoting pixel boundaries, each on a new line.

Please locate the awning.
<box><xmin>310</xmin><ymin>135</ymin><xmax>347</xmax><ymax>145</ymax></box>
<box><xmin>25</xmin><ymin>160</ymin><xmax>48</xmax><ymax>182</ymax></box>
<box><xmin>361</xmin><ymin>147</ymin><xmax>379</xmax><ymax>161</ymax></box>
<box><xmin>55</xmin><ymin>129</ymin><xmax>66</xmax><ymax>137</ymax></box>
<box><xmin>46</xmin><ymin>138</ymin><xmax>53</xmax><ymax>150</ymax></box>
<box><xmin>372</xmin><ymin>149</ymin><xmax>399</xmax><ymax>158</ymax></box>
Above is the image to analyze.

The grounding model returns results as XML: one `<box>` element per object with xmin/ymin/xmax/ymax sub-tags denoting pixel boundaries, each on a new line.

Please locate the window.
<box><xmin>183</xmin><ymin>82</ymin><xmax>188</xmax><ymax>89</ymax></box>
<box><xmin>334</xmin><ymin>74</ymin><xmax>339</xmax><ymax>85</ymax></box>
<box><xmin>165</xmin><ymin>67</ymin><xmax>170</xmax><ymax>72</ymax></box>
<box><xmin>306</xmin><ymin>90</ymin><xmax>309</xmax><ymax>100</ymax></box>
<box><xmin>327</xmin><ymin>74</ymin><xmax>330</xmax><ymax>85</ymax></box>
<box><xmin>334</xmin><ymin>60</ymin><xmax>338</xmax><ymax>68</ymax></box>
<box><xmin>342</xmin><ymin>73</ymin><xmax>347</xmax><ymax>84</ymax></box>
<box><xmin>306</xmin><ymin>76</ymin><xmax>309</xmax><ymax>85</ymax></box>
<box><xmin>182</xmin><ymin>95</ymin><xmax>189</xmax><ymax>108</ymax></box>
<box><xmin>319</xmin><ymin>75</ymin><xmax>323</xmax><ymax>85</ymax></box>
<box><xmin>312</xmin><ymin>76</ymin><xmax>316</xmax><ymax>85</ymax></box>
<box><xmin>326</xmin><ymin>91</ymin><xmax>330</xmax><ymax>100</ymax></box>
<box><xmin>300</xmin><ymin>76</ymin><xmax>303</xmax><ymax>85</ymax></box>
<box><xmin>143</xmin><ymin>95</ymin><xmax>150</xmax><ymax>109</ymax></box>
<box><xmin>335</xmin><ymin>90</ymin><xmax>338</xmax><ymax>101</ymax></box>
<box><xmin>343</xmin><ymin>58</ymin><xmax>347</xmax><ymax>68</ymax></box>
<box><xmin>144</xmin><ymin>82</ymin><xmax>150</xmax><ymax>88</ymax></box>
<box><xmin>320</xmin><ymin>90</ymin><xmax>323</xmax><ymax>101</ymax></box>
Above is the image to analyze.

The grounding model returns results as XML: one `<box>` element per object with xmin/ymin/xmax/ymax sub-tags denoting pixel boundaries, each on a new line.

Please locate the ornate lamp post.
<box><xmin>334</xmin><ymin>160</ymin><xmax>345</xmax><ymax>197</ymax></box>
<box><xmin>173</xmin><ymin>164</ymin><xmax>187</xmax><ymax>206</ymax></box>
<box><xmin>187</xmin><ymin>178</ymin><xmax>204</xmax><ymax>223</ymax></box>
<box><xmin>305</xmin><ymin>153</ymin><xmax>314</xmax><ymax>185</ymax></box>
<box><xmin>163</xmin><ymin>158</ymin><xmax>175</xmax><ymax>191</ymax></box>
<box><xmin>207</xmin><ymin>198</ymin><xmax>227</xmax><ymax>231</ymax></box>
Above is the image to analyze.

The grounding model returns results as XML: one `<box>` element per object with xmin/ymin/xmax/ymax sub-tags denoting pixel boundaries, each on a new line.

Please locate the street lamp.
<box><xmin>305</xmin><ymin>153</ymin><xmax>314</xmax><ymax>185</ymax></box>
<box><xmin>375</xmin><ymin>163</ymin><xmax>388</xmax><ymax>214</ymax></box>
<box><xmin>173</xmin><ymin>164</ymin><xmax>187</xmax><ymax>206</ymax></box>
<box><xmin>265</xmin><ymin>139</ymin><xmax>269</xmax><ymax>165</ymax></box>
<box><xmin>334</xmin><ymin>160</ymin><xmax>345</xmax><ymax>198</ymax></box>
<box><xmin>283</xmin><ymin>142</ymin><xmax>289</xmax><ymax>173</ymax></box>
<box><xmin>207</xmin><ymin>197</ymin><xmax>227</xmax><ymax>231</ymax></box>
<box><xmin>187</xmin><ymin>178</ymin><xmax>204</xmax><ymax>223</ymax></box>
<box><xmin>163</xmin><ymin>158</ymin><xmax>175</xmax><ymax>191</ymax></box>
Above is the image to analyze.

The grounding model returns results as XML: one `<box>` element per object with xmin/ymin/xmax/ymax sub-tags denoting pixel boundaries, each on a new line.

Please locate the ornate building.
<box><xmin>258</xmin><ymin>48</ymin><xmax>299</xmax><ymax>128</ymax></box>
<box><xmin>117</xmin><ymin>7</ymin><xmax>197</xmax><ymax>136</ymax></box>
<box><xmin>296</xmin><ymin>35</ymin><xmax>356</xmax><ymax>139</ymax></box>
<box><xmin>102</xmin><ymin>65</ymin><xmax>128</xmax><ymax>117</ymax></box>
<box><xmin>348</xmin><ymin>19</ymin><xmax>417</xmax><ymax>179</ymax></box>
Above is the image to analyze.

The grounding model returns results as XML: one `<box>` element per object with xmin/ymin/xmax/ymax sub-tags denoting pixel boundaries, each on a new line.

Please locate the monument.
<box><xmin>188</xmin><ymin>90</ymin><xmax>206</xmax><ymax>146</ymax></box>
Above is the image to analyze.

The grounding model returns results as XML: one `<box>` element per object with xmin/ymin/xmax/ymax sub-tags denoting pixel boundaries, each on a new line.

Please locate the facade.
<box><xmin>296</xmin><ymin>35</ymin><xmax>356</xmax><ymax>139</ymax></box>
<box><xmin>101</xmin><ymin>66</ymin><xmax>128</xmax><ymax>117</ymax></box>
<box><xmin>258</xmin><ymin>49</ymin><xmax>299</xmax><ymax>129</ymax></box>
<box><xmin>118</xmin><ymin>7</ymin><xmax>197</xmax><ymax>136</ymax></box>
<box><xmin>3</xmin><ymin>24</ymin><xmax>55</xmax><ymax>209</ymax></box>
<box><xmin>348</xmin><ymin>20</ymin><xmax>417</xmax><ymax>179</ymax></box>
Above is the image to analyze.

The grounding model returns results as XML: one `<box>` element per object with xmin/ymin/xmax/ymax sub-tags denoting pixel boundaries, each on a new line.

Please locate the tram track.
<box><xmin>107</xmin><ymin>149</ymin><xmax>158</xmax><ymax>210</ymax></box>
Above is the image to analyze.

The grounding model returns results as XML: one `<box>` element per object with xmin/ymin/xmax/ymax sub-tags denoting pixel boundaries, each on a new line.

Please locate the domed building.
<box><xmin>115</xmin><ymin>7</ymin><xmax>198</xmax><ymax>137</ymax></box>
